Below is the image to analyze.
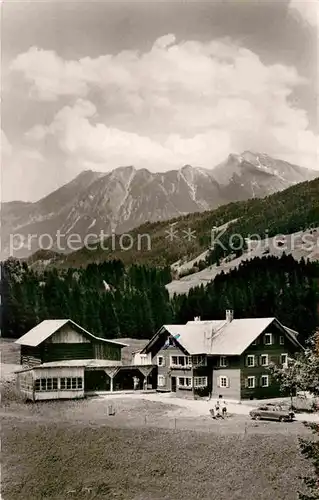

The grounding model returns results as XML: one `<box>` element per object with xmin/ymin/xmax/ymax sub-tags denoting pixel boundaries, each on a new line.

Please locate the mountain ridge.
<box><xmin>2</xmin><ymin>151</ymin><xmax>317</xmax><ymax>259</ymax></box>
<box><xmin>25</xmin><ymin>176</ymin><xmax>319</xmax><ymax>272</ymax></box>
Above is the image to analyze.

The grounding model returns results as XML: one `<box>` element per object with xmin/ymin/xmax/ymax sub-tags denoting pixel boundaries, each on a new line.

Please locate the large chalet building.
<box><xmin>14</xmin><ymin>311</ymin><xmax>303</xmax><ymax>402</ymax></box>
<box><xmin>136</xmin><ymin>311</ymin><xmax>303</xmax><ymax>400</ymax></box>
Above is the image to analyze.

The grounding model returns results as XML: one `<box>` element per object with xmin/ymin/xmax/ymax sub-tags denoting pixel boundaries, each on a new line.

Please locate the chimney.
<box><xmin>194</xmin><ymin>316</ymin><xmax>201</xmax><ymax>322</ymax></box>
<box><xmin>226</xmin><ymin>310</ymin><xmax>234</xmax><ymax>322</ymax></box>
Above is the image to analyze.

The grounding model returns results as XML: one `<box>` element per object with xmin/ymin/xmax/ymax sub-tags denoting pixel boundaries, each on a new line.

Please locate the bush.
<box><xmin>194</xmin><ymin>387</ymin><xmax>210</xmax><ymax>398</ymax></box>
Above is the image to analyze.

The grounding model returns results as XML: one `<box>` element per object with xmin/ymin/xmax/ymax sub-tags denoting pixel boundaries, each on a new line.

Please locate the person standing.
<box><xmin>222</xmin><ymin>400</ymin><xmax>227</xmax><ymax>417</ymax></box>
<box><xmin>215</xmin><ymin>400</ymin><xmax>221</xmax><ymax>417</ymax></box>
<box><xmin>219</xmin><ymin>395</ymin><xmax>227</xmax><ymax>417</ymax></box>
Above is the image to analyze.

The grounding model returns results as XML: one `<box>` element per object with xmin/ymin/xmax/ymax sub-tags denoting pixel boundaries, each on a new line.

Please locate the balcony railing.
<box><xmin>170</xmin><ymin>363</ymin><xmax>192</xmax><ymax>369</ymax></box>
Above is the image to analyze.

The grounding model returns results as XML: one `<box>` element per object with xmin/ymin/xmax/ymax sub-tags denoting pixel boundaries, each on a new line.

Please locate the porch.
<box><xmin>15</xmin><ymin>360</ymin><xmax>157</xmax><ymax>401</ymax></box>
<box><xmin>84</xmin><ymin>364</ymin><xmax>157</xmax><ymax>393</ymax></box>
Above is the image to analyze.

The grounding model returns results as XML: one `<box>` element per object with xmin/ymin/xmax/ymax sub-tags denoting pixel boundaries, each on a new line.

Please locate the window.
<box><xmin>158</xmin><ymin>375</ymin><xmax>165</xmax><ymax>387</ymax></box>
<box><xmin>260</xmin><ymin>354</ymin><xmax>269</xmax><ymax>366</ymax></box>
<box><xmin>178</xmin><ymin>377</ymin><xmax>192</xmax><ymax>388</ymax></box>
<box><xmin>171</xmin><ymin>356</ymin><xmax>178</xmax><ymax>366</ymax></box>
<box><xmin>157</xmin><ymin>356</ymin><xmax>165</xmax><ymax>367</ymax></box>
<box><xmin>251</xmin><ymin>340</ymin><xmax>257</xmax><ymax>346</ymax></box>
<box><xmin>247</xmin><ymin>376</ymin><xmax>255</xmax><ymax>389</ymax></box>
<box><xmin>261</xmin><ymin>375</ymin><xmax>269</xmax><ymax>387</ymax></box>
<box><xmin>246</xmin><ymin>355</ymin><xmax>255</xmax><ymax>367</ymax></box>
<box><xmin>60</xmin><ymin>377</ymin><xmax>83</xmax><ymax>390</ymax></box>
<box><xmin>140</xmin><ymin>354</ymin><xmax>148</xmax><ymax>365</ymax></box>
<box><xmin>279</xmin><ymin>336</ymin><xmax>285</xmax><ymax>345</ymax></box>
<box><xmin>170</xmin><ymin>356</ymin><xmax>192</xmax><ymax>368</ymax></box>
<box><xmin>193</xmin><ymin>377</ymin><xmax>207</xmax><ymax>388</ymax></box>
<box><xmin>192</xmin><ymin>355</ymin><xmax>207</xmax><ymax>366</ymax></box>
<box><xmin>219</xmin><ymin>376</ymin><xmax>229</xmax><ymax>388</ymax></box>
<box><xmin>264</xmin><ymin>333</ymin><xmax>273</xmax><ymax>345</ymax></box>
<box><xmin>35</xmin><ymin>378</ymin><xmax>59</xmax><ymax>392</ymax></box>
<box><xmin>280</xmin><ymin>354</ymin><xmax>288</xmax><ymax>367</ymax></box>
<box><xmin>219</xmin><ymin>356</ymin><xmax>227</xmax><ymax>367</ymax></box>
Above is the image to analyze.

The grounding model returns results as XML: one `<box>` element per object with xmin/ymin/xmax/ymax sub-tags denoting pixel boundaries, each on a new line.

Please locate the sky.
<box><xmin>1</xmin><ymin>0</ymin><xmax>318</xmax><ymax>202</ymax></box>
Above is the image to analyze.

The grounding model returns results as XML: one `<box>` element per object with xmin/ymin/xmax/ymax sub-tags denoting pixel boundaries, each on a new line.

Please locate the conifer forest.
<box><xmin>1</xmin><ymin>254</ymin><xmax>318</xmax><ymax>344</ymax></box>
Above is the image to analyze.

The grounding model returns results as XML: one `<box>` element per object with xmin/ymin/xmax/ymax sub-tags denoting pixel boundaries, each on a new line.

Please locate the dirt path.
<box><xmin>94</xmin><ymin>392</ymin><xmax>319</xmax><ymax>422</ymax></box>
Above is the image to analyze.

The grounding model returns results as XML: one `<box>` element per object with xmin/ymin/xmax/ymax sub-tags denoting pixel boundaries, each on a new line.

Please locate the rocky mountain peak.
<box><xmin>1</xmin><ymin>152</ymin><xmax>317</xmax><ymax>259</ymax></box>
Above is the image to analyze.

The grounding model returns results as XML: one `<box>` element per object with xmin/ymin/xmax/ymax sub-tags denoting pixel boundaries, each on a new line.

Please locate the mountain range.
<box><xmin>2</xmin><ymin>151</ymin><xmax>317</xmax><ymax>259</ymax></box>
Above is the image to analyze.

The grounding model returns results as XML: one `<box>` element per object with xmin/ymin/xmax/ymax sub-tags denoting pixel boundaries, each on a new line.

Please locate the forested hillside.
<box><xmin>2</xmin><ymin>254</ymin><xmax>318</xmax><ymax>344</ymax></box>
<box><xmin>1</xmin><ymin>259</ymin><xmax>172</xmax><ymax>340</ymax></box>
<box><xmin>29</xmin><ymin>177</ymin><xmax>319</xmax><ymax>269</ymax></box>
<box><xmin>206</xmin><ymin>176</ymin><xmax>319</xmax><ymax>266</ymax></box>
<box><xmin>172</xmin><ymin>254</ymin><xmax>319</xmax><ymax>340</ymax></box>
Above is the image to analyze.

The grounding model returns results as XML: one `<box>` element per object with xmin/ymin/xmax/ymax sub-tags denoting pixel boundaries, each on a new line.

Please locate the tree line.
<box><xmin>0</xmin><ymin>259</ymin><xmax>173</xmax><ymax>339</ymax></box>
<box><xmin>1</xmin><ymin>254</ymin><xmax>319</xmax><ymax>344</ymax></box>
<box><xmin>172</xmin><ymin>254</ymin><xmax>319</xmax><ymax>342</ymax></box>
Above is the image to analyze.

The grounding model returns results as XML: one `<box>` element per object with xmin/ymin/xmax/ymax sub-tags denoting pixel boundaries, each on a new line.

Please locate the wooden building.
<box><xmin>138</xmin><ymin>311</ymin><xmax>304</xmax><ymax>401</ymax></box>
<box><xmin>15</xmin><ymin>319</ymin><xmax>156</xmax><ymax>401</ymax></box>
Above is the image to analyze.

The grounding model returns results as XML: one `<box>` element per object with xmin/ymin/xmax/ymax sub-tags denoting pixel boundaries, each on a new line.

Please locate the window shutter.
<box><xmin>217</xmin><ymin>376</ymin><xmax>221</xmax><ymax>388</ymax></box>
<box><xmin>226</xmin><ymin>377</ymin><xmax>230</xmax><ymax>388</ymax></box>
<box><xmin>244</xmin><ymin>378</ymin><xmax>248</xmax><ymax>388</ymax></box>
<box><xmin>162</xmin><ymin>357</ymin><xmax>165</xmax><ymax>367</ymax></box>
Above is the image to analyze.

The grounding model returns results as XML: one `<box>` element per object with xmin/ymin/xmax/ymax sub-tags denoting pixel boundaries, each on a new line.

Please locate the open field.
<box><xmin>1</xmin><ymin>389</ymin><xmax>313</xmax><ymax>500</ymax></box>
<box><xmin>1</xmin><ymin>344</ymin><xmax>316</xmax><ymax>500</ymax></box>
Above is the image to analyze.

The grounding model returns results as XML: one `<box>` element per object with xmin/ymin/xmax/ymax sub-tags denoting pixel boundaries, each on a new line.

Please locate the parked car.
<box><xmin>249</xmin><ymin>404</ymin><xmax>295</xmax><ymax>422</ymax></box>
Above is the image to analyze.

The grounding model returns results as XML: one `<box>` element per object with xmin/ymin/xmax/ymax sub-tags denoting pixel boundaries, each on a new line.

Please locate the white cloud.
<box><xmin>1</xmin><ymin>140</ymin><xmax>47</xmax><ymax>202</ymax></box>
<box><xmin>289</xmin><ymin>0</ymin><xmax>318</xmax><ymax>27</ymax></box>
<box><xmin>10</xmin><ymin>47</ymin><xmax>89</xmax><ymax>101</ymax></box>
<box><xmin>29</xmin><ymin>98</ymin><xmax>230</xmax><ymax>170</ymax></box>
<box><xmin>13</xmin><ymin>35</ymin><xmax>319</xmax><ymax>173</ymax></box>
<box><xmin>11</xmin><ymin>37</ymin><xmax>306</xmax><ymax>108</ymax></box>
<box><xmin>25</xmin><ymin>124</ymin><xmax>49</xmax><ymax>141</ymax></box>
<box><xmin>1</xmin><ymin>130</ymin><xmax>12</xmax><ymax>158</ymax></box>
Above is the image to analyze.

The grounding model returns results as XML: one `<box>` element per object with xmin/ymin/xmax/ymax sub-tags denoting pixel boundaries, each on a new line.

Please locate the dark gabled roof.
<box><xmin>15</xmin><ymin>319</ymin><xmax>128</xmax><ymax>348</ymax></box>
